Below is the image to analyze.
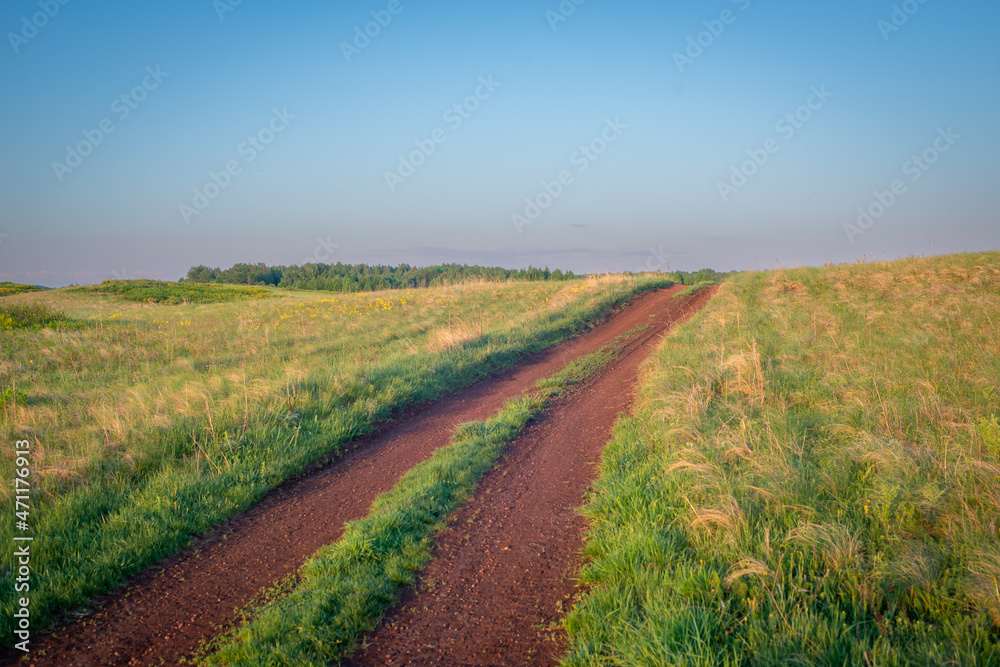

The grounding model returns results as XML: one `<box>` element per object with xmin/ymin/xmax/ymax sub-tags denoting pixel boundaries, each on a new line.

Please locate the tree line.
<box><xmin>182</xmin><ymin>262</ymin><xmax>728</xmax><ymax>293</ymax></box>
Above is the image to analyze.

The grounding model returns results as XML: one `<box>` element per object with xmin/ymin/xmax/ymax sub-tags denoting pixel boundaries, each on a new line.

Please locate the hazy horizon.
<box><xmin>2</xmin><ymin>1</ymin><xmax>998</xmax><ymax>288</ymax></box>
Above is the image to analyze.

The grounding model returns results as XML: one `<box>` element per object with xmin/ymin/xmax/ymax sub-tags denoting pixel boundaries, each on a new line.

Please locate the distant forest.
<box><xmin>182</xmin><ymin>262</ymin><xmax>726</xmax><ymax>293</ymax></box>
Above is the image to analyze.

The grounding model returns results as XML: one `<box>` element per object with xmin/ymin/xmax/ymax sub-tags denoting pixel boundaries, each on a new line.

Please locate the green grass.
<box><xmin>70</xmin><ymin>279</ymin><xmax>274</xmax><ymax>304</ymax></box>
<box><xmin>562</xmin><ymin>252</ymin><xmax>1000</xmax><ymax>666</ymax></box>
<box><xmin>199</xmin><ymin>327</ymin><xmax>644</xmax><ymax>666</ymax></box>
<box><xmin>0</xmin><ymin>275</ymin><xmax>669</xmax><ymax>644</ymax></box>
<box><xmin>0</xmin><ymin>282</ymin><xmax>45</xmax><ymax>297</ymax></box>
<box><xmin>0</xmin><ymin>386</ymin><xmax>29</xmax><ymax>408</ymax></box>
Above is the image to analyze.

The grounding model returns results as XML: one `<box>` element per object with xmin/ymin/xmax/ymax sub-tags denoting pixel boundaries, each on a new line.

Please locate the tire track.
<box><xmin>346</xmin><ymin>287</ymin><xmax>716</xmax><ymax>666</ymax></box>
<box><xmin>13</xmin><ymin>286</ymin><xmax>697</xmax><ymax>667</ymax></box>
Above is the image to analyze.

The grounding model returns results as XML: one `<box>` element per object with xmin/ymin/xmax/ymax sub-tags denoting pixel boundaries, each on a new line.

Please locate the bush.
<box><xmin>71</xmin><ymin>280</ymin><xmax>273</xmax><ymax>304</ymax></box>
<box><xmin>0</xmin><ymin>282</ymin><xmax>44</xmax><ymax>297</ymax></box>
<box><xmin>0</xmin><ymin>303</ymin><xmax>72</xmax><ymax>330</ymax></box>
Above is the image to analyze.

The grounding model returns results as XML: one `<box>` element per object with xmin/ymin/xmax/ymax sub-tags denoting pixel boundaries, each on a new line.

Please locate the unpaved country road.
<box><xmin>347</xmin><ymin>287</ymin><xmax>716</xmax><ymax>666</ymax></box>
<box><xmin>11</xmin><ymin>285</ymin><xmax>712</xmax><ymax>667</ymax></box>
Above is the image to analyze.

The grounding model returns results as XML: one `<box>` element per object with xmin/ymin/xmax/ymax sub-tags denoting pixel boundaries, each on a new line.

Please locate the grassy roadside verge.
<box><xmin>0</xmin><ymin>277</ymin><xmax>669</xmax><ymax>642</ymax></box>
<box><xmin>562</xmin><ymin>253</ymin><xmax>1000</xmax><ymax>665</ymax></box>
<box><xmin>198</xmin><ymin>328</ymin><xmax>646</xmax><ymax>665</ymax></box>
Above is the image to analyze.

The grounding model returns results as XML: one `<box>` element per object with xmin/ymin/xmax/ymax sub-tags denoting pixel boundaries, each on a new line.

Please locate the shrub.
<box><xmin>0</xmin><ymin>303</ymin><xmax>71</xmax><ymax>330</ymax></box>
<box><xmin>71</xmin><ymin>280</ymin><xmax>273</xmax><ymax>304</ymax></box>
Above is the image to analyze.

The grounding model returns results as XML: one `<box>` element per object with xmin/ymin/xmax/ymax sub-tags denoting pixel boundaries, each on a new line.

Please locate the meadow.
<box><xmin>0</xmin><ymin>274</ymin><xmax>668</xmax><ymax>640</ymax></box>
<box><xmin>563</xmin><ymin>252</ymin><xmax>1000</xmax><ymax>665</ymax></box>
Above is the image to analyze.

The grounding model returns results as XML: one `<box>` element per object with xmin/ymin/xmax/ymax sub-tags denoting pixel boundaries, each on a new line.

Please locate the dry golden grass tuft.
<box><xmin>786</xmin><ymin>522</ymin><xmax>862</xmax><ymax>570</ymax></box>
<box><xmin>725</xmin><ymin>557</ymin><xmax>772</xmax><ymax>587</ymax></box>
<box><xmin>966</xmin><ymin>547</ymin><xmax>1000</xmax><ymax>627</ymax></box>
<box><xmin>426</xmin><ymin>321</ymin><xmax>485</xmax><ymax>352</ymax></box>
<box><xmin>762</xmin><ymin>275</ymin><xmax>807</xmax><ymax>299</ymax></box>
<box><xmin>688</xmin><ymin>494</ymin><xmax>744</xmax><ymax>535</ymax></box>
<box><xmin>721</xmin><ymin>340</ymin><xmax>766</xmax><ymax>405</ymax></box>
<box><xmin>879</xmin><ymin>540</ymin><xmax>939</xmax><ymax>593</ymax></box>
<box><xmin>667</xmin><ymin>450</ymin><xmax>720</xmax><ymax>477</ymax></box>
<box><xmin>689</xmin><ymin>507</ymin><xmax>741</xmax><ymax>533</ymax></box>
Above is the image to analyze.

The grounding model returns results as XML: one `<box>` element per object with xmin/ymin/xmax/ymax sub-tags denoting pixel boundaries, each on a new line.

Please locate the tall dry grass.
<box><xmin>564</xmin><ymin>252</ymin><xmax>1000</xmax><ymax>666</ymax></box>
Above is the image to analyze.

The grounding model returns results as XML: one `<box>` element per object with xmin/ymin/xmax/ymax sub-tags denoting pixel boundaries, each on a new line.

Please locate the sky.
<box><xmin>1</xmin><ymin>0</ymin><xmax>997</xmax><ymax>287</ymax></box>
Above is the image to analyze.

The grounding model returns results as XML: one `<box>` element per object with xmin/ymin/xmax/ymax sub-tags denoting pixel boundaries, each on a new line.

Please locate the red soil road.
<box><xmin>10</xmin><ymin>285</ymin><xmax>708</xmax><ymax>667</ymax></box>
<box><xmin>346</xmin><ymin>286</ymin><xmax>716</xmax><ymax>667</ymax></box>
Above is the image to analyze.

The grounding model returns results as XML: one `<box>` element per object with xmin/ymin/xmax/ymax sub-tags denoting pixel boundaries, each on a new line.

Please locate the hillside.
<box><xmin>564</xmin><ymin>252</ymin><xmax>1000</xmax><ymax>665</ymax></box>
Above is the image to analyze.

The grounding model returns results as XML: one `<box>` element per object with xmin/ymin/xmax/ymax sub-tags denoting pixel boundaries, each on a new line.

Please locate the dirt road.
<box><xmin>14</xmin><ymin>285</ymin><xmax>712</xmax><ymax>666</ymax></box>
<box><xmin>346</xmin><ymin>287</ymin><xmax>715</xmax><ymax>666</ymax></box>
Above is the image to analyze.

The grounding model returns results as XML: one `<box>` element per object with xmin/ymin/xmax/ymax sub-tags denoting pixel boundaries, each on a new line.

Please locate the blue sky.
<box><xmin>1</xmin><ymin>0</ymin><xmax>997</xmax><ymax>286</ymax></box>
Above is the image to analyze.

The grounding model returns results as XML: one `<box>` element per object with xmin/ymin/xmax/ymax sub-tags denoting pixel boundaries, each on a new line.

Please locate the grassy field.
<box><xmin>0</xmin><ymin>274</ymin><xmax>668</xmax><ymax>641</ymax></box>
<box><xmin>564</xmin><ymin>252</ymin><xmax>1000</xmax><ymax>666</ymax></box>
